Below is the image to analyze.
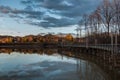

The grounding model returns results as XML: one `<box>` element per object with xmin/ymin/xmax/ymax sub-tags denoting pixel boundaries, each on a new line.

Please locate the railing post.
<box><xmin>115</xmin><ymin>31</ymin><xmax>118</xmax><ymax>53</ymax></box>
<box><xmin>111</xmin><ymin>32</ymin><xmax>114</xmax><ymax>55</ymax></box>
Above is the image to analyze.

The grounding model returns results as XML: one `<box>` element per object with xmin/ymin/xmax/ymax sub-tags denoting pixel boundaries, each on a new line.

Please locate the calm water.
<box><xmin>0</xmin><ymin>48</ymin><xmax>119</xmax><ymax>80</ymax></box>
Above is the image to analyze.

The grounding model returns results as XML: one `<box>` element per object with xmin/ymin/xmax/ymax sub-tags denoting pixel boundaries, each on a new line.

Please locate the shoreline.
<box><xmin>0</xmin><ymin>43</ymin><xmax>58</xmax><ymax>49</ymax></box>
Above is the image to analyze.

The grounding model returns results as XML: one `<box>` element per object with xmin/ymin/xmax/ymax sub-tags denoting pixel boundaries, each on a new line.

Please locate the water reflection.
<box><xmin>0</xmin><ymin>48</ymin><xmax>119</xmax><ymax>80</ymax></box>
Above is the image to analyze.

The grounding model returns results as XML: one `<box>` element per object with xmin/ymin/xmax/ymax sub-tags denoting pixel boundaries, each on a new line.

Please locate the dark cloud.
<box><xmin>0</xmin><ymin>5</ymin><xmax>43</xmax><ymax>19</ymax></box>
<box><xmin>0</xmin><ymin>6</ymin><xmax>12</xmax><ymax>14</ymax></box>
<box><xmin>12</xmin><ymin>10</ymin><xmax>43</xmax><ymax>16</ymax></box>
<box><xmin>28</xmin><ymin>16</ymin><xmax>78</xmax><ymax>28</ymax></box>
<box><xmin>20</xmin><ymin>0</ymin><xmax>102</xmax><ymax>28</ymax></box>
<box><xmin>43</xmin><ymin>17</ymin><xmax>76</xmax><ymax>27</ymax></box>
<box><xmin>21</xmin><ymin>0</ymin><xmax>32</xmax><ymax>4</ymax></box>
<box><xmin>41</xmin><ymin>0</ymin><xmax>74</xmax><ymax>10</ymax></box>
<box><xmin>0</xmin><ymin>0</ymin><xmax>102</xmax><ymax>28</ymax></box>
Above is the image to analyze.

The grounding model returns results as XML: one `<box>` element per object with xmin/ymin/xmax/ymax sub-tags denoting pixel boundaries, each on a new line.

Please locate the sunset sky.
<box><xmin>0</xmin><ymin>0</ymin><xmax>102</xmax><ymax>36</ymax></box>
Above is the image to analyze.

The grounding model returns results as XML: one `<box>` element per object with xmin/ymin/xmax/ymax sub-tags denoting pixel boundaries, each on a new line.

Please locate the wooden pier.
<box><xmin>58</xmin><ymin>44</ymin><xmax>120</xmax><ymax>53</ymax></box>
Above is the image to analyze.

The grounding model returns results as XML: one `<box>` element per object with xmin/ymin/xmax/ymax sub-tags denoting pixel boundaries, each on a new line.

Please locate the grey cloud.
<box><xmin>20</xmin><ymin>0</ymin><xmax>102</xmax><ymax>28</ymax></box>
<box><xmin>0</xmin><ymin>0</ymin><xmax>102</xmax><ymax>28</ymax></box>
<box><xmin>12</xmin><ymin>10</ymin><xmax>43</xmax><ymax>15</ymax></box>
<box><xmin>0</xmin><ymin>6</ymin><xmax>12</xmax><ymax>14</ymax></box>
<box><xmin>41</xmin><ymin>0</ymin><xmax>74</xmax><ymax>10</ymax></box>
<box><xmin>21</xmin><ymin>0</ymin><xmax>32</xmax><ymax>4</ymax></box>
<box><xmin>29</xmin><ymin>16</ymin><xmax>77</xmax><ymax>28</ymax></box>
<box><xmin>0</xmin><ymin>5</ymin><xmax>43</xmax><ymax>19</ymax></box>
<box><xmin>9</xmin><ymin>14</ymin><xmax>22</xmax><ymax>18</ymax></box>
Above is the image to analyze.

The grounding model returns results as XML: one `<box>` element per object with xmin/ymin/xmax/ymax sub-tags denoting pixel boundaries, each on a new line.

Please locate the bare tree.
<box><xmin>99</xmin><ymin>0</ymin><xmax>115</xmax><ymax>35</ymax></box>
<box><xmin>78</xmin><ymin>0</ymin><xmax>120</xmax><ymax>45</ymax></box>
<box><xmin>82</xmin><ymin>14</ymin><xmax>89</xmax><ymax>47</ymax></box>
<box><xmin>88</xmin><ymin>9</ymin><xmax>102</xmax><ymax>35</ymax></box>
<box><xmin>78</xmin><ymin>19</ymin><xmax>84</xmax><ymax>38</ymax></box>
<box><xmin>112</xmin><ymin>0</ymin><xmax>120</xmax><ymax>34</ymax></box>
<box><xmin>88</xmin><ymin>9</ymin><xmax>102</xmax><ymax>45</ymax></box>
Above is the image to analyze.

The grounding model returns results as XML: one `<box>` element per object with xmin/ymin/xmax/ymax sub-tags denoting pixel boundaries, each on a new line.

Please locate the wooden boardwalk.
<box><xmin>59</xmin><ymin>44</ymin><xmax>120</xmax><ymax>53</ymax></box>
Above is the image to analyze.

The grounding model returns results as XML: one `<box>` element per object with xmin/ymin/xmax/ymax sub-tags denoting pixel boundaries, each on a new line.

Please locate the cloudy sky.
<box><xmin>0</xmin><ymin>0</ymin><xmax>102</xmax><ymax>36</ymax></box>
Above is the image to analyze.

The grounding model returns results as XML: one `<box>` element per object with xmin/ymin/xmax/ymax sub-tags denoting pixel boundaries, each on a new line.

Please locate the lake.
<box><xmin>0</xmin><ymin>48</ymin><xmax>119</xmax><ymax>80</ymax></box>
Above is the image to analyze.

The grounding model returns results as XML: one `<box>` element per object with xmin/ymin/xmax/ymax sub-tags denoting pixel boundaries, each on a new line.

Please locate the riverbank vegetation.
<box><xmin>0</xmin><ymin>34</ymin><xmax>74</xmax><ymax>44</ymax></box>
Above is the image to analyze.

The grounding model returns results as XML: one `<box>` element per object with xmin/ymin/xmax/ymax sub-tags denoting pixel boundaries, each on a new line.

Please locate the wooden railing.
<box><xmin>59</xmin><ymin>44</ymin><xmax>120</xmax><ymax>53</ymax></box>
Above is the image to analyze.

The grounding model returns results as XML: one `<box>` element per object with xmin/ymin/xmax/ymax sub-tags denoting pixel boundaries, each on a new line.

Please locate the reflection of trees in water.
<box><xmin>0</xmin><ymin>48</ymin><xmax>119</xmax><ymax>80</ymax></box>
<box><xmin>76</xmin><ymin>58</ymin><xmax>110</xmax><ymax>80</ymax></box>
<box><xmin>0</xmin><ymin>48</ymin><xmax>13</xmax><ymax>54</ymax></box>
<box><xmin>61</xmin><ymin>50</ymin><xmax>120</xmax><ymax>80</ymax></box>
<box><xmin>0</xmin><ymin>48</ymin><xmax>57</xmax><ymax>55</ymax></box>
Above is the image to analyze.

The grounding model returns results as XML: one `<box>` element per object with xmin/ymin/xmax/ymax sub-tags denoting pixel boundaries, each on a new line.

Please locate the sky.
<box><xmin>0</xmin><ymin>0</ymin><xmax>102</xmax><ymax>36</ymax></box>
